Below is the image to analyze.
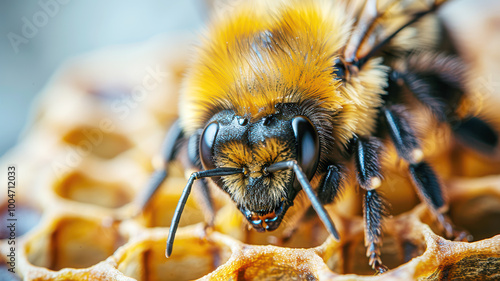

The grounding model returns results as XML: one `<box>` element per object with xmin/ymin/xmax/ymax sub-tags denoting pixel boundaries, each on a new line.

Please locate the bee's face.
<box><xmin>199</xmin><ymin>104</ymin><xmax>320</xmax><ymax>232</ymax></box>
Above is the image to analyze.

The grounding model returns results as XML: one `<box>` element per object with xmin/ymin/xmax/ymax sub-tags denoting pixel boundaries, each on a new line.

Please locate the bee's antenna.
<box><xmin>266</xmin><ymin>161</ymin><xmax>340</xmax><ymax>240</ymax></box>
<box><xmin>166</xmin><ymin>167</ymin><xmax>244</xmax><ymax>258</ymax></box>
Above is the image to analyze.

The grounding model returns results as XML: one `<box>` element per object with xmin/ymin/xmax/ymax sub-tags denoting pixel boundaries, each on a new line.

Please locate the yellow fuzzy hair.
<box><xmin>215</xmin><ymin>138</ymin><xmax>293</xmax><ymax>208</ymax></box>
<box><xmin>180</xmin><ymin>0</ymin><xmax>388</xmax><ymax>147</ymax></box>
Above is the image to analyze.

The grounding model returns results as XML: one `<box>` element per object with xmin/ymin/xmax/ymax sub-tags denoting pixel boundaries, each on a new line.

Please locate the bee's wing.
<box><xmin>345</xmin><ymin>0</ymin><xmax>451</xmax><ymax>64</ymax></box>
<box><xmin>344</xmin><ymin>0</ymin><xmax>379</xmax><ymax>63</ymax></box>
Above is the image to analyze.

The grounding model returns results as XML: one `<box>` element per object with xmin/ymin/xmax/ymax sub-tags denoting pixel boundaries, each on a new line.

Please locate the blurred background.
<box><xmin>0</xmin><ymin>1</ymin><xmax>500</xmax><ymax>279</ymax></box>
<box><xmin>0</xmin><ymin>0</ymin><xmax>205</xmax><ymax>156</ymax></box>
<box><xmin>1</xmin><ymin>0</ymin><xmax>500</xmax><ymax>156</ymax></box>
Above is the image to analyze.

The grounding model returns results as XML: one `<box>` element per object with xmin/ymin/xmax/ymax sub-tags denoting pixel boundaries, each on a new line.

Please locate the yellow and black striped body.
<box><xmin>155</xmin><ymin>0</ymin><xmax>498</xmax><ymax>271</ymax></box>
<box><xmin>180</xmin><ymin>0</ymin><xmax>389</xmax><ymax>218</ymax></box>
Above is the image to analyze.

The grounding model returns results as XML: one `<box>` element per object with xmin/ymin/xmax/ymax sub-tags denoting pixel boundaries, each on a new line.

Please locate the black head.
<box><xmin>198</xmin><ymin>104</ymin><xmax>320</xmax><ymax>232</ymax></box>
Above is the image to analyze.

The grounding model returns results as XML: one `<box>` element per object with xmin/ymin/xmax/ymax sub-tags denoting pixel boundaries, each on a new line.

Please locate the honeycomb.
<box><xmin>2</xmin><ymin>1</ymin><xmax>500</xmax><ymax>280</ymax></box>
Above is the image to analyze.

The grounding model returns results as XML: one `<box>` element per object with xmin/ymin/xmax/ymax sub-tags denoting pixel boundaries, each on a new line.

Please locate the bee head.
<box><xmin>198</xmin><ymin>104</ymin><xmax>320</xmax><ymax>232</ymax></box>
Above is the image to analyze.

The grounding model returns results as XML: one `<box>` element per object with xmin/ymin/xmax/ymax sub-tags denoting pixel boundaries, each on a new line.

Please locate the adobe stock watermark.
<box><xmin>51</xmin><ymin>65</ymin><xmax>169</xmax><ymax>177</ymax></box>
<box><xmin>7</xmin><ymin>0</ymin><xmax>71</xmax><ymax>54</ymax></box>
<box><xmin>110</xmin><ymin>65</ymin><xmax>169</xmax><ymax>120</ymax></box>
<box><xmin>213</xmin><ymin>0</ymin><xmax>245</xmax><ymax>18</ymax></box>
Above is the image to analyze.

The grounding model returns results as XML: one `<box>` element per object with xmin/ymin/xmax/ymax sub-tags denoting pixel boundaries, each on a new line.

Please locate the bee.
<box><xmin>135</xmin><ymin>0</ymin><xmax>499</xmax><ymax>273</ymax></box>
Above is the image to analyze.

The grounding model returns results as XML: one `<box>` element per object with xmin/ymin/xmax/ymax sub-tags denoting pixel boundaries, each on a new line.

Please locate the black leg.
<box><xmin>453</xmin><ymin>117</ymin><xmax>499</xmax><ymax>156</ymax></box>
<box><xmin>382</xmin><ymin>107</ymin><xmax>461</xmax><ymax>238</ymax></box>
<box><xmin>353</xmin><ymin>137</ymin><xmax>388</xmax><ymax>273</ymax></box>
<box><xmin>383</xmin><ymin>107</ymin><xmax>446</xmax><ymax>208</ymax></box>
<box><xmin>382</xmin><ymin>107</ymin><xmax>421</xmax><ymax>164</ymax></box>
<box><xmin>408</xmin><ymin>162</ymin><xmax>445</xmax><ymax>211</ymax></box>
<box><xmin>266</xmin><ymin>160</ymin><xmax>340</xmax><ymax>240</ymax></box>
<box><xmin>280</xmin><ymin>163</ymin><xmax>345</xmax><ymax>246</ymax></box>
<box><xmin>354</xmin><ymin>137</ymin><xmax>383</xmax><ymax>191</ymax></box>
<box><xmin>389</xmin><ymin>54</ymin><xmax>466</xmax><ymax>123</ymax></box>
<box><xmin>135</xmin><ymin>120</ymin><xmax>183</xmax><ymax>214</ymax></box>
<box><xmin>408</xmin><ymin>162</ymin><xmax>455</xmax><ymax>238</ymax></box>
<box><xmin>143</xmin><ymin>124</ymin><xmax>217</xmax><ymax>228</ymax></box>
<box><xmin>363</xmin><ymin>189</ymin><xmax>388</xmax><ymax>274</ymax></box>
<box><xmin>317</xmin><ymin>164</ymin><xmax>346</xmax><ymax>205</ymax></box>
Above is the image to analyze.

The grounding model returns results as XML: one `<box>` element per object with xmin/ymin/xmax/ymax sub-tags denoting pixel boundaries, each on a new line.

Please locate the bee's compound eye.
<box><xmin>200</xmin><ymin>122</ymin><xmax>219</xmax><ymax>170</ymax></box>
<box><xmin>291</xmin><ymin>116</ymin><xmax>320</xmax><ymax>180</ymax></box>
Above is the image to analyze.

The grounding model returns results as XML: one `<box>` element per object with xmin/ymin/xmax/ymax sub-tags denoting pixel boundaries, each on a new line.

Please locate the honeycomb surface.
<box><xmin>2</xmin><ymin>1</ymin><xmax>500</xmax><ymax>280</ymax></box>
